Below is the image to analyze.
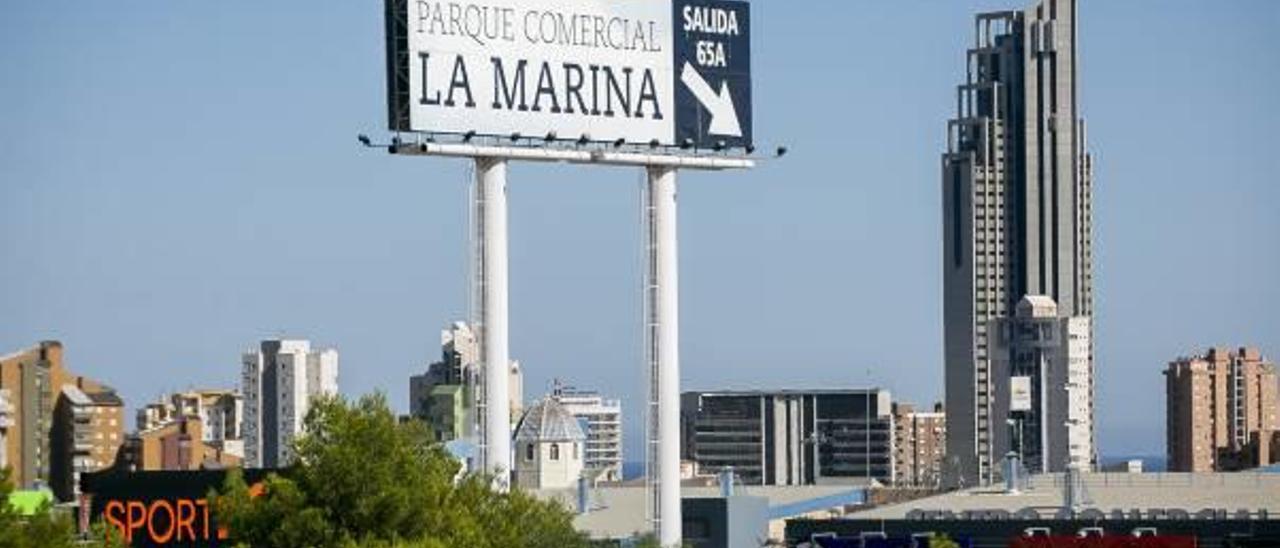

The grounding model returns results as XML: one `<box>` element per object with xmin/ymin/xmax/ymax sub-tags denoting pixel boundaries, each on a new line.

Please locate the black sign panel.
<box><xmin>672</xmin><ymin>0</ymin><xmax>752</xmax><ymax>149</ymax></box>
<box><xmin>81</xmin><ymin>469</ymin><xmax>273</xmax><ymax>547</ymax></box>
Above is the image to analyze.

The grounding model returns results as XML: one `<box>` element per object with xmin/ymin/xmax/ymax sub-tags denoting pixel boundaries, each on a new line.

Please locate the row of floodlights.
<box><xmin>357</xmin><ymin>132</ymin><xmax>787</xmax><ymax>158</ymax></box>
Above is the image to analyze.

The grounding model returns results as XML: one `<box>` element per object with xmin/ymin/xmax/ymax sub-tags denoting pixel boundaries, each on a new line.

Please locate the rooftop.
<box><xmin>685</xmin><ymin>388</ymin><xmax>888</xmax><ymax>397</ymax></box>
<box><xmin>534</xmin><ymin>483</ymin><xmax>872</xmax><ymax>540</ymax></box>
<box><xmin>515</xmin><ymin>397</ymin><xmax>585</xmax><ymax>443</ymax></box>
<box><xmin>848</xmin><ymin>472</ymin><xmax>1280</xmax><ymax>520</ymax></box>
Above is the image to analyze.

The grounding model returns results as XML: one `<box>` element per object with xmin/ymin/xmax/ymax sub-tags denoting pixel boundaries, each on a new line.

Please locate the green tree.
<box><xmin>928</xmin><ymin>532</ymin><xmax>962</xmax><ymax>548</ymax></box>
<box><xmin>211</xmin><ymin>392</ymin><xmax>589</xmax><ymax>548</ymax></box>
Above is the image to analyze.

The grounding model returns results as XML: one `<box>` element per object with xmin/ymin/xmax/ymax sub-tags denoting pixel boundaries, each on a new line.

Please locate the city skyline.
<box><xmin>2</xmin><ymin>0</ymin><xmax>1278</xmax><ymax>466</ymax></box>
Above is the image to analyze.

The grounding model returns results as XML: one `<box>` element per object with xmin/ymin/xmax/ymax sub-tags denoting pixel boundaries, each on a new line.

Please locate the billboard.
<box><xmin>81</xmin><ymin>469</ymin><xmax>272</xmax><ymax>547</ymax></box>
<box><xmin>385</xmin><ymin>0</ymin><xmax>752</xmax><ymax>149</ymax></box>
<box><xmin>1010</xmin><ymin>376</ymin><xmax>1032</xmax><ymax>412</ymax></box>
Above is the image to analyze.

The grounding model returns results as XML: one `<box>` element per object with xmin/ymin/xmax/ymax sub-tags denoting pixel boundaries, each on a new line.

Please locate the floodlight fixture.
<box><xmin>357</xmin><ymin>134</ymin><xmax>372</xmax><ymax>147</ymax></box>
<box><xmin>775</xmin><ymin>146</ymin><xmax>789</xmax><ymax>158</ymax></box>
<box><xmin>463</xmin><ymin>130</ymin><xmax>476</xmax><ymax>142</ymax></box>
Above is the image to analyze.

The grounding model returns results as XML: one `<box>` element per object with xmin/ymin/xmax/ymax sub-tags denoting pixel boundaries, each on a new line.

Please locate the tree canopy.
<box><xmin>211</xmin><ymin>392</ymin><xmax>589</xmax><ymax>548</ymax></box>
<box><xmin>0</xmin><ymin>467</ymin><xmax>125</xmax><ymax>548</ymax></box>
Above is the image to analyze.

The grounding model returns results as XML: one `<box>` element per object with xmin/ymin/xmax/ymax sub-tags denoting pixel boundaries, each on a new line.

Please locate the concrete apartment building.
<box><xmin>138</xmin><ymin>389</ymin><xmax>244</xmax><ymax>437</ymax></box>
<box><xmin>0</xmin><ymin>341</ymin><xmax>124</xmax><ymax>495</ymax></box>
<box><xmin>1166</xmin><ymin>347</ymin><xmax>1279</xmax><ymax>472</ymax></box>
<box><xmin>50</xmin><ymin>385</ymin><xmax>124</xmax><ymax>500</ymax></box>
<box><xmin>988</xmin><ymin>295</ymin><xmax>1093</xmax><ymax>473</ymax></box>
<box><xmin>681</xmin><ymin>389</ymin><xmax>895</xmax><ymax>486</ymax></box>
<box><xmin>241</xmin><ymin>339</ymin><xmax>339</xmax><ymax>468</ymax></box>
<box><xmin>131</xmin><ymin>388</ymin><xmax>245</xmax><ymax>470</ymax></box>
<box><xmin>892</xmin><ymin>402</ymin><xmax>945</xmax><ymax>488</ymax></box>
<box><xmin>942</xmin><ymin>0</ymin><xmax>1094</xmax><ymax>486</ymax></box>
<box><xmin>551</xmin><ymin>382</ymin><xmax>623</xmax><ymax>482</ymax></box>
<box><xmin>120</xmin><ymin>415</ymin><xmax>242</xmax><ymax>471</ymax></box>
<box><xmin>408</xmin><ymin>321</ymin><xmax>523</xmax><ymax>442</ymax></box>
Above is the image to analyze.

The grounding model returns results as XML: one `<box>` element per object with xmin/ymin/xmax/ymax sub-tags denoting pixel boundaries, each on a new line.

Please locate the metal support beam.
<box><xmin>644</xmin><ymin>165</ymin><xmax>681</xmax><ymax>547</ymax></box>
<box><xmin>393</xmin><ymin>142</ymin><xmax>755</xmax><ymax>170</ymax></box>
<box><xmin>475</xmin><ymin>157</ymin><xmax>512</xmax><ymax>489</ymax></box>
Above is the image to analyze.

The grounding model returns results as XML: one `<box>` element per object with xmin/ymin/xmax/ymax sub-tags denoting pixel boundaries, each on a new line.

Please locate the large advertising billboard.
<box><xmin>386</xmin><ymin>0</ymin><xmax>751</xmax><ymax>149</ymax></box>
<box><xmin>81</xmin><ymin>469</ymin><xmax>272</xmax><ymax>547</ymax></box>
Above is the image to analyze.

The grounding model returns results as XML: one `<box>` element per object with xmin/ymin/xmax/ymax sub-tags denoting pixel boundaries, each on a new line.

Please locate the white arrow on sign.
<box><xmin>680</xmin><ymin>62</ymin><xmax>742</xmax><ymax>137</ymax></box>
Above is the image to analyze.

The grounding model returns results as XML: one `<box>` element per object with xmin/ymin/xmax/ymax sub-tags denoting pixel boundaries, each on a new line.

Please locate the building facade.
<box><xmin>50</xmin><ymin>386</ymin><xmax>124</xmax><ymax>500</ymax></box>
<box><xmin>241</xmin><ymin>339</ymin><xmax>339</xmax><ymax>468</ymax></box>
<box><xmin>138</xmin><ymin>389</ymin><xmax>243</xmax><ymax>448</ymax></box>
<box><xmin>0</xmin><ymin>341</ymin><xmax>124</xmax><ymax>494</ymax></box>
<box><xmin>681</xmin><ymin>389</ymin><xmax>895</xmax><ymax>486</ymax></box>
<box><xmin>133</xmin><ymin>388</ymin><xmax>245</xmax><ymax>469</ymax></box>
<box><xmin>1165</xmin><ymin>347</ymin><xmax>1278</xmax><ymax>472</ymax></box>
<box><xmin>0</xmin><ymin>389</ymin><xmax>12</xmax><ymax>470</ymax></box>
<box><xmin>942</xmin><ymin>0</ymin><xmax>1094</xmax><ymax>486</ymax></box>
<box><xmin>892</xmin><ymin>402</ymin><xmax>945</xmax><ymax>488</ymax></box>
<box><xmin>408</xmin><ymin>321</ymin><xmax>522</xmax><ymax>442</ymax></box>
<box><xmin>120</xmin><ymin>415</ymin><xmax>242</xmax><ymax>472</ymax></box>
<box><xmin>551</xmin><ymin>382</ymin><xmax>623</xmax><ymax>482</ymax></box>
<box><xmin>988</xmin><ymin>295</ymin><xmax>1093</xmax><ymax>473</ymax></box>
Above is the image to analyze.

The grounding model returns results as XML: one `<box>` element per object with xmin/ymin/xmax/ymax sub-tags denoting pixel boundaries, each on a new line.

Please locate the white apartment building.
<box><xmin>242</xmin><ymin>339</ymin><xmax>339</xmax><ymax>468</ymax></box>
<box><xmin>552</xmin><ymin>383</ymin><xmax>623</xmax><ymax>482</ymax></box>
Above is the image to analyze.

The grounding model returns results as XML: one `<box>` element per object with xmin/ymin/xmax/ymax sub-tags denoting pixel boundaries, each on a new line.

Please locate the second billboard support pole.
<box><xmin>646</xmin><ymin>165</ymin><xmax>682</xmax><ymax>547</ymax></box>
<box><xmin>478</xmin><ymin>156</ymin><xmax>512</xmax><ymax>489</ymax></box>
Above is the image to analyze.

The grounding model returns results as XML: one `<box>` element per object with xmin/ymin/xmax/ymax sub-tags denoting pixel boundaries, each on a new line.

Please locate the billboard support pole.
<box><xmin>476</xmin><ymin>156</ymin><xmax>512</xmax><ymax>490</ymax></box>
<box><xmin>644</xmin><ymin>165</ymin><xmax>681</xmax><ymax>547</ymax></box>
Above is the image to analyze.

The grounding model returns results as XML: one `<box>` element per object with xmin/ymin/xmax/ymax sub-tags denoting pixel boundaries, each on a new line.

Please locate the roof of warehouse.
<box><xmin>847</xmin><ymin>472</ymin><xmax>1280</xmax><ymax>520</ymax></box>
<box><xmin>534</xmin><ymin>482</ymin><xmax>873</xmax><ymax>539</ymax></box>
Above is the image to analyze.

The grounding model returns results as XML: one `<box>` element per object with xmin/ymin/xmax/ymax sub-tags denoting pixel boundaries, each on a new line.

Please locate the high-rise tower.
<box><xmin>241</xmin><ymin>339</ymin><xmax>339</xmax><ymax>468</ymax></box>
<box><xmin>942</xmin><ymin>0</ymin><xmax>1094</xmax><ymax>486</ymax></box>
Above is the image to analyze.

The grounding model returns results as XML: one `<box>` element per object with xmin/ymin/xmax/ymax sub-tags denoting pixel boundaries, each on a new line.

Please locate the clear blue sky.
<box><xmin>2</xmin><ymin>1</ymin><xmax>1276</xmax><ymax>461</ymax></box>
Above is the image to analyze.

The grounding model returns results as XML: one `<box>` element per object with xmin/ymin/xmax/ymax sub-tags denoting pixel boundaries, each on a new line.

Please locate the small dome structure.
<box><xmin>514</xmin><ymin>397</ymin><xmax>586</xmax><ymax>490</ymax></box>
<box><xmin>515</xmin><ymin>397</ymin><xmax>586</xmax><ymax>443</ymax></box>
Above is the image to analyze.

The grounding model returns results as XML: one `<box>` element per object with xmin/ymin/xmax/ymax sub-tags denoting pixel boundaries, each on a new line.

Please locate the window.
<box><xmin>550</xmin><ymin>443</ymin><xmax>560</xmax><ymax>461</ymax></box>
<box><xmin>526</xmin><ymin>443</ymin><xmax>535</xmax><ymax>461</ymax></box>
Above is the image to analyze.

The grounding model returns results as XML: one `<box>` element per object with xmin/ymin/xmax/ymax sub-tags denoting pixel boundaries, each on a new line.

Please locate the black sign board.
<box><xmin>80</xmin><ymin>469</ymin><xmax>273</xmax><ymax>547</ymax></box>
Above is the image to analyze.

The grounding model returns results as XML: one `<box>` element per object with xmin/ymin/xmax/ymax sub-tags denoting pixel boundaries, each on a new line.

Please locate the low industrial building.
<box><xmin>535</xmin><ymin>481</ymin><xmax>873</xmax><ymax>546</ymax></box>
<box><xmin>788</xmin><ymin>472</ymin><xmax>1280</xmax><ymax>547</ymax></box>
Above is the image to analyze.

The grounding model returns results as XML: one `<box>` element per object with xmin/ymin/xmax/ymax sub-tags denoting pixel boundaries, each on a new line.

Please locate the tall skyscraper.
<box><xmin>988</xmin><ymin>296</ymin><xmax>1092</xmax><ymax>473</ymax></box>
<box><xmin>241</xmin><ymin>339</ymin><xmax>338</xmax><ymax>468</ymax></box>
<box><xmin>1165</xmin><ymin>347</ymin><xmax>1278</xmax><ymax>472</ymax></box>
<box><xmin>942</xmin><ymin>0</ymin><xmax>1094</xmax><ymax>486</ymax></box>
